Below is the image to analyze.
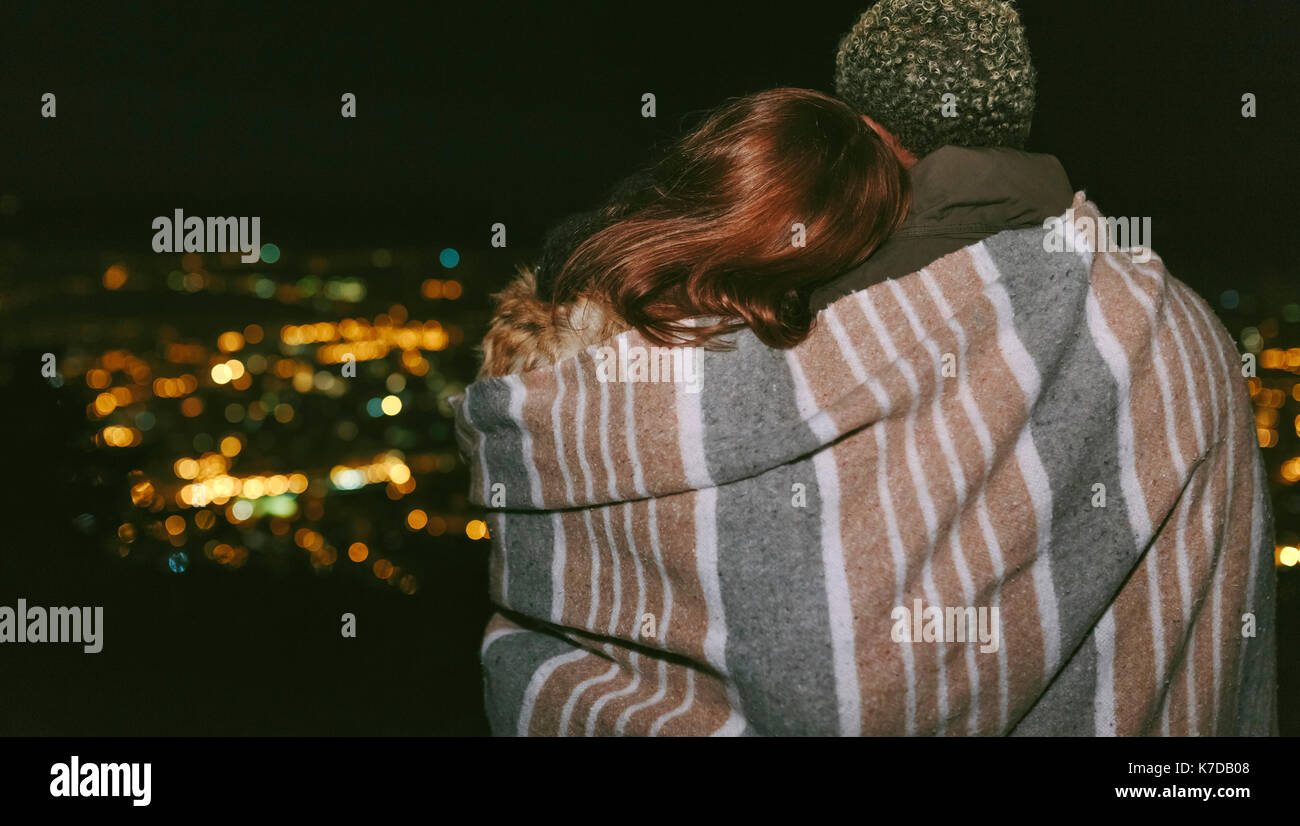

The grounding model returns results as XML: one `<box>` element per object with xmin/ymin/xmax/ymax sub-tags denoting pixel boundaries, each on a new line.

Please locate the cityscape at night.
<box><xmin>13</xmin><ymin>246</ymin><xmax>493</xmax><ymax>592</ymax></box>
<box><xmin>0</xmin><ymin>240</ymin><xmax>516</xmax><ymax>735</ymax></box>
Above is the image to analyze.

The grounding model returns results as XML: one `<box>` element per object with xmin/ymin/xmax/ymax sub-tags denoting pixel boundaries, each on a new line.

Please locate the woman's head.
<box><xmin>548</xmin><ymin>87</ymin><xmax>910</xmax><ymax>349</ymax></box>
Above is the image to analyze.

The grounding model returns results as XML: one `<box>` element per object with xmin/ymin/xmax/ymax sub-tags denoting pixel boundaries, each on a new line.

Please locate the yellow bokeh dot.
<box><xmin>406</xmin><ymin>509</ymin><xmax>428</xmax><ymax>531</ymax></box>
<box><xmin>217</xmin><ymin>331</ymin><xmax>245</xmax><ymax>353</ymax></box>
<box><xmin>466</xmin><ymin>519</ymin><xmax>487</xmax><ymax>540</ymax></box>
<box><xmin>220</xmin><ymin>435</ymin><xmax>242</xmax><ymax>457</ymax></box>
<box><xmin>388</xmin><ymin>463</ymin><xmax>411</xmax><ymax>485</ymax></box>
<box><xmin>86</xmin><ymin>368</ymin><xmax>111</xmax><ymax>389</ymax></box>
<box><xmin>381</xmin><ymin>395</ymin><xmax>402</xmax><ymax>416</ymax></box>
<box><xmin>211</xmin><ymin>363</ymin><xmax>233</xmax><ymax>384</ymax></box>
<box><xmin>1282</xmin><ymin>459</ymin><xmax>1300</xmax><ymax>484</ymax></box>
<box><xmin>164</xmin><ymin>515</ymin><xmax>186</xmax><ymax>535</ymax></box>
<box><xmin>174</xmin><ymin>458</ymin><xmax>199</xmax><ymax>480</ymax></box>
<box><xmin>103</xmin><ymin>265</ymin><xmax>127</xmax><ymax>290</ymax></box>
<box><xmin>348</xmin><ymin>542</ymin><xmax>369</xmax><ymax>563</ymax></box>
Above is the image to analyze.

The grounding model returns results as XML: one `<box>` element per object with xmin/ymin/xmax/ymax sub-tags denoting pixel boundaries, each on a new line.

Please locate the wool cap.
<box><xmin>834</xmin><ymin>0</ymin><xmax>1036</xmax><ymax>158</ymax></box>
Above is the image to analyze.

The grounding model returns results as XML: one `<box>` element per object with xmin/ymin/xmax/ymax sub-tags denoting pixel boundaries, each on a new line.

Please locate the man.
<box><xmin>810</xmin><ymin>0</ymin><xmax>1073</xmax><ymax>309</ymax></box>
<box><xmin>455</xmin><ymin>0</ymin><xmax>1277</xmax><ymax>736</ymax></box>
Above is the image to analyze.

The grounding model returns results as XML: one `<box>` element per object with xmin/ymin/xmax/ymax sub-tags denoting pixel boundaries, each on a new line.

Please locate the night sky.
<box><xmin>1</xmin><ymin>0</ymin><xmax>1296</xmax><ymax>297</ymax></box>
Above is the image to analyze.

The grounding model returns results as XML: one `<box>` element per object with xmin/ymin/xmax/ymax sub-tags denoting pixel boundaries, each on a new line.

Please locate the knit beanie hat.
<box><xmin>834</xmin><ymin>0</ymin><xmax>1036</xmax><ymax>158</ymax></box>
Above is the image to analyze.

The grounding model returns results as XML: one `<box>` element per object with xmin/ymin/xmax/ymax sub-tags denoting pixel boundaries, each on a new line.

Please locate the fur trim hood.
<box><xmin>477</xmin><ymin>267</ymin><xmax>628</xmax><ymax>379</ymax></box>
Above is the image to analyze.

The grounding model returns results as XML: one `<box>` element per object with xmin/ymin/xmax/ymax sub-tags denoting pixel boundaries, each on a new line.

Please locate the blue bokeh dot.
<box><xmin>439</xmin><ymin>247</ymin><xmax>460</xmax><ymax>268</ymax></box>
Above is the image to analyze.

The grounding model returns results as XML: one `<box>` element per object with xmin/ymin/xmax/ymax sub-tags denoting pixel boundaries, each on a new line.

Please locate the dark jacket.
<box><xmin>809</xmin><ymin>145</ymin><xmax>1074</xmax><ymax>311</ymax></box>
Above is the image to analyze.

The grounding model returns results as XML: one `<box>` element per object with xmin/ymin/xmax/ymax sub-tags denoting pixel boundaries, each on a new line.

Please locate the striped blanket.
<box><xmin>452</xmin><ymin>193</ymin><xmax>1277</xmax><ymax>736</ymax></box>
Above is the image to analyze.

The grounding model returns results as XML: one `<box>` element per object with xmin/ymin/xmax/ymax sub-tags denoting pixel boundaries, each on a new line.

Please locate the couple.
<box><xmin>454</xmin><ymin>0</ymin><xmax>1276</xmax><ymax>736</ymax></box>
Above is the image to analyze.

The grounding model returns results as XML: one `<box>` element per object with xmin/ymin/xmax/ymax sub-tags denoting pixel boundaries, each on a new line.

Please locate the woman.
<box><xmin>478</xmin><ymin>87</ymin><xmax>910</xmax><ymax>377</ymax></box>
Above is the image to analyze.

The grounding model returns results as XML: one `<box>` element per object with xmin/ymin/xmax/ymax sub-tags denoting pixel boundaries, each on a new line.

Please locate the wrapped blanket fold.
<box><xmin>452</xmin><ymin>193</ymin><xmax>1276</xmax><ymax>736</ymax></box>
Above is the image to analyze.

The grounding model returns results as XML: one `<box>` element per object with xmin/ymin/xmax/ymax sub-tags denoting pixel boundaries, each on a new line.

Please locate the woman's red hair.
<box><xmin>550</xmin><ymin>87</ymin><xmax>910</xmax><ymax>349</ymax></box>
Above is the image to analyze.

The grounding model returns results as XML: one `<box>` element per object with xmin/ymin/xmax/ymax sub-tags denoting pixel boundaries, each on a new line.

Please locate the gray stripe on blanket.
<box><xmin>497</xmin><ymin>510</ymin><xmax>556</xmax><ymax>619</ymax></box>
<box><xmin>713</xmin><ymin>459</ymin><xmax>842</xmax><ymax>734</ymax></box>
<box><xmin>1237</xmin><ymin>457</ymin><xmax>1278</xmax><ymax>736</ymax></box>
<box><xmin>701</xmin><ymin>331</ymin><xmax>841</xmax><ymax>734</ymax></box>
<box><xmin>698</xmin><ymin>331</ymin><xmax>825</xmax><ymax>484</ymax></box>
<box><xmin>482</xmin><ymin>628</ymin><xmax>580</xmax><ymax>736</ymax></box>
<box><xmin>466</xmin><ymin>379</ymin><xmax>533</xmax><ymax>509</ymax></box>
<box><xmin>985</xmin><ymin>231</ymin><xmax>1138</xmax><ymax>734</ymax></box>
